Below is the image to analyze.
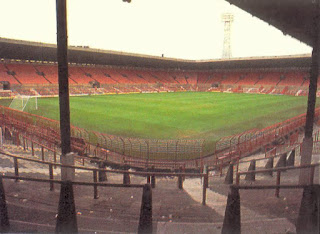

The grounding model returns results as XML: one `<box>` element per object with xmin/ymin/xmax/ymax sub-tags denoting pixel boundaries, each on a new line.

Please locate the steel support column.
<box><xmin>56</xmin><ymin>0</ymin><xmax>71</xmax><ymax>155</ymax></box>
<box><xmin>299</xmin><ymin>2</ymin><xmax>320</xmax><ymax>184</ymax></box>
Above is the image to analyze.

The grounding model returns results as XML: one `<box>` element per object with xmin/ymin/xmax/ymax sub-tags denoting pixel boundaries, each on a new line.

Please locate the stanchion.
<box><xmin>55</xmin><ymin>181</ymin><xmax>78</xmax><ymax>233</ymax></box>
<box><xmin>93</xmin><ymin>170</ymin><xmax>98</xmax><ymax>199</ymax></box>
<box><xmin>98</xmin><ymin>161</ymin><xmax>107</xmax><ymax>182</ymax></box>
<box><xmin>286</xmin><ymin>149</ymin><xmax>295</xmax><ymax>167</ymax></box>
<box><xmin>264</xmin><ymin>157</ymin><xmax>274</xmax><ymax>176</ymax></box>
<box><xmin>49</xmin><ymin>164</ymin><xmax>54</xmax><ymax>191</ymax></box>
<box><xmin>224</xmin><ymin>163</ymin><xmax>233</xmax><ymax>184</ymax></box>
<box><xmin>222</xmin><ymin>186</ymin><xmax>240</xmax><ymax>234</ymax></box>
<box><xmin>245</xmin><ymin>160</ymin><xmax>256</xmax><ymax>181</ymax></box>
<box><xmin>296</xmin><ymin>185</ymin><xmax>319</xmax><ymax>234</ymax></box>
<box><xmin>123</xmin><ymin>164</ymin><xmax>131</xmax><ymax>185</ymax></box>
<box><xmin>41</xmin><ymin>147</ymin><xmax>45</xmax><ymax>161</ymax></box>
<box><xmin>151</xmin><ymin>166</ymin><xmax>155</xmax><ymax>189</ymax></box>
<box><xmin>0</xmin><ymin>177</ymin><xmax>10</xmax><ymax>232</ymax></box>
<box><xmin>14</xmin><ymin>158</ymin><xmax>19</xmax><ymax>182</ymax></box>
<box><xmin>178</xmin><ymin>166</ymin><xmax>183</xmax><ymax>189</ymax></box>
<box><xmin>276</xmin><ymin>153</ymin><xmax>287</xmax><ymax>168</ymax></box>
<box><xmin>138</xmin><ymin>184</ymin><xmax>152</xmax><ymax>234</ymax></box>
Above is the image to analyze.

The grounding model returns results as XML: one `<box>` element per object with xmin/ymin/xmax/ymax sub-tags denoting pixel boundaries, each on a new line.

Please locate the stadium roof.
<box><xmin>225</xmin><ymin>0</ymin><xmax>317</xmax><ymax>47</ymax></box>
<box><xmin>0</xmin><ymin>37</ymin><xmax>312</xmax><ymax>71</ymax></box>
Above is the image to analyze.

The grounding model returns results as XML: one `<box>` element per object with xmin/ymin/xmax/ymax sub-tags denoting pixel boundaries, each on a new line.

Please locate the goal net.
<box><xmin>9</xmin><ymin>95</ymin><xmax>38</xmax><ymax>111</ymax></box>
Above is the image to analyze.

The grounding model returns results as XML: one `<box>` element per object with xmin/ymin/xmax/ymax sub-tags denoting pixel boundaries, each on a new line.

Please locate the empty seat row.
<box><xmin>0</xmin><ymin>62</ymin><xmax>314</xmax><ymax>88</ymax></box>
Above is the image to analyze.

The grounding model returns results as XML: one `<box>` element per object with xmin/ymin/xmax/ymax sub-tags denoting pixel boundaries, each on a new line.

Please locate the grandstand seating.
<box><xmin>301</xmin><ymin>76</ymin><xmax>310</xmax><ymax>87</ymax></box>
<box><xmin>277</xmin><ymin>71</ymin><xmax>306</xmax><ymax>86</ymax></box>
<box><xmin>0</xmin><ymin>62</ymin><xmax>314</xmax><ymax>98</ymax></box>
<box><xmin>0</xmin><ymin>64</ymin><xmax>20</xmax><ymax>84</ymax></box>
<box><xmin>197</xmin><ymin>72</ymin><xmax>212</xmax><ymax>84</ymax></box>
<box><xmin>255</xmin><ymin>72</ymin><xmax>281</xmax><ymax>86</ymax></box>
<box><xmin>155</xmin><ymin>71</ymin><xmax>178</xmax><ymax>83</ymax></box>
<box><xmin>220</xmin><ymin>72</ymin><xmax>241</xmax><ymax>85</ymax></box>
<box><xmin>0</xmin><ymin>90</ymin><xmax>14</xmax><ymax>97</ymax></box>
<box><xmin>170</xmin><ymin>72</ymin><xmax>187</xmax><ymax>84</ymax></box>
<box><xmin>6</xmin><ymin>64</ymin><xmax>48</xmax><ymax>84</ymax></box>
<box><xmin>109</xmin><ymin>69</ymin><xmax>134</xmax><ymax>83</ymax></box>
<box><xmin>185</xmin><ymin>72</ymin><xmax>198</xmax><ymax>84</ymax></box>
<box><xmin>81</xmin><ymin>67</ymin><xmax>118</xmax><ymax>84</ymax></box>
<box><xmin>69</xmin><ymin>66</ymin><xmax>95</xmax><ymax>84</ymax></box>
<box><xmin>205</xmin><ymin>72</ymin><xmax>227</xmax><ymax>84</ymax></box>
<box><xmin>118</xmin><ymin>69</ymin><xmax>146</xmax><ymax>84</ymax></box>
<box><xmin>236</xmin><ymin>72</ymin><xmax>260</xmax><ymax>86</ymax></box>
<box><xmin>136</xmin><ymin>71</ymin><xmax>160</xmax><ymax>83</ymax></box>
<box><xmin>35</xmin><ymin>86</ymin><xmax>59</xmax><ymax>96</ymax></box>
<box><xmin>35</xmin><ymin>64</ymin><xmax>59</xmax><ymax>84</ymax></box>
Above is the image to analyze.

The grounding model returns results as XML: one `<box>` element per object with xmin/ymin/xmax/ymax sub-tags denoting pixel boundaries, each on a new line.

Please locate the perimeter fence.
<box><xmin>1</xmin><ymin>105</ymin><xmax>320</xmax><ymax>168</ymax></box>
<box><xmin>0</xmin><ymin>106</ymin><xmax>204</xmax><ymax>161</ymax></box>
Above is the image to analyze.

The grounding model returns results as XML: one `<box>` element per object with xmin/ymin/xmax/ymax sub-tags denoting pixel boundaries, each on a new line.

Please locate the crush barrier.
<box><xmin>0</xmin><ymin>150</ymin><xmax>208</xmax><ymax>204</ymax></box>
<box><xmin>235</xmin><ymin>162</ymin><xmax>320</xmax><ymax>197</ymax></box>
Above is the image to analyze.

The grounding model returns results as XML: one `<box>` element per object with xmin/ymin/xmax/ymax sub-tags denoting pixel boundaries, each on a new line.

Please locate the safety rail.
<box><xmin>0</xmin><ymin>175</ymin><xmax>150</xmax><ymax>233</ymax></box>
<box><xmin>210</xmin><ymin>108</ymin><xmax>320</xmax><ymax>169</ymax></box>
<box><xmin>123</xmin><ymin>158</ymin><xmax>186</xmax><ymax>170</ymax></box>
<box><xmin>231</xmin><ymin>148</ymin><xmax>296</xmax><ymax>177</ymax></box>
<box><xmin>211</xmin><ymin>134</ymin><xmax>304</xmax><ymax>175</ymax></box>
<box><xmin>21</xmin><ymin>135</ymin><xmax>58</xmax><ymax>162</ymax></box>
<box><xmin>235</xmin><ymin>144</ymin><xmax>299</xmax><ymax>165</ymax></box>
<box><xmin>0</xmin><ymin>150</ymin><xmax>208</xmax><ymax>204</ymax></box>
<box><xmin>211</xmin><ymin>144</ymin><xmax>297</xmax><ymax>177</ymax></box>
<box><xmin>235</xmin><ymin>163</ymin><xmax>320</xmax><ymax>197</ymax></box>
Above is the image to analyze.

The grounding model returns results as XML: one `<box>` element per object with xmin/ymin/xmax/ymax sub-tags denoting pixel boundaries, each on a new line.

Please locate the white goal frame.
<box><xmin>9</xmin><ymin>95</ymin><xmax>38</xmax><ymax>111</ymax></box>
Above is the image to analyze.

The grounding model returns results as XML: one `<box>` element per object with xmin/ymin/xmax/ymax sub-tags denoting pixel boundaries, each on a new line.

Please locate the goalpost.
<box><xmin>9</xmin><ymin>95</ymin><xmax>38</xmax><ymax>111</ymax></box>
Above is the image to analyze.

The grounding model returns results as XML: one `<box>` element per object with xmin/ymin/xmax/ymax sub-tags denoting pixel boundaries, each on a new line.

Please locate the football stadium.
<box><xmin>0</xmin><ymin>0</ymin><xmax>319</xmax><ymax>233</ymax></box>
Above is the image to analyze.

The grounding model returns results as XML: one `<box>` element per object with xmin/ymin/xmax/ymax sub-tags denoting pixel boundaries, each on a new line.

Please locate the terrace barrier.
<box><xmin>0</xmin><ymin>150</ymin><xmax>208</xmax><ymax>204</ymax></box>
<box><xmin>0</xmin><ymin>175</ymin><xmax>152</xmax><ymax>233</ymax></box>
<box><xmin>235</xmin><ymin>163</ymin><xmax>320</xmax><ymax>197</ymax></box>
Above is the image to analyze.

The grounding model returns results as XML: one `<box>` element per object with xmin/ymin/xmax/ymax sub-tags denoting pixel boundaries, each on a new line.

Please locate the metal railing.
<box><xmin>0</xmin><ymin>150</ymin><xmax>208</xmax><ymax>204</ymax></box>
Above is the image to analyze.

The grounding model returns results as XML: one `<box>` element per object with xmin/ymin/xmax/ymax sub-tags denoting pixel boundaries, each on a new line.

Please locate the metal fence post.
<box><xmin>41</xmin><ymin>146</ymin><xmax>45</xmax><ymax>161</ymax></box>
<box><xmin>49</xmin><ymin>164</ymin><xmax>54</xmax><ymax>191</ymax></box>
<box><xmin>31</xmin><ymin>141</ymin><xmax>34</xmax><ymax>156</ymax></box>
<box><xmin>93</xmin><ymin>170</ymin><xmax>98</xmax><ymax>199</ymax></box>
<box><xmin>202</xmin><ymin>174</ymin><xmax>208</xmax><ymax>205</ymax></box>
<box><xmin>13</xmin><ymin>158</ymin><xmax>19</xmax><ymax>182</ymax></box>
<box><xmin>275</xmin><ymin>171</ymin><xmax>281</xmax><ymax>197</ymax></box>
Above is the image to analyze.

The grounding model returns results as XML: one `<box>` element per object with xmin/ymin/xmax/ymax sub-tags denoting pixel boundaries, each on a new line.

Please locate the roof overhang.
<box><xmin>225</xmin><ymin>0</ymin><xmax>318</xmax><ymax>47</ymax></box>
<box><xmin>0</xmin><ymin>37</ymin><xmax>312</xmax><ymax>71</ymax></box>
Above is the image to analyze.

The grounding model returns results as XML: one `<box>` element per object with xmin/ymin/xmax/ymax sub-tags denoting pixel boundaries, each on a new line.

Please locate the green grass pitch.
<box><xmin>21</xmin><ymin>92</ymin><xmax>311</xmax><ymax>144</ymax></box>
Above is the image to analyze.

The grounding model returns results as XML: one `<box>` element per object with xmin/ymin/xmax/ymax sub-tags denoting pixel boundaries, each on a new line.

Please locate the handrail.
<box><xmin>0</xmin><ymin>175</ymin><xmax>144</xmax><ymax>188</ymax></box>
<box><xmin>237</xmin><ymin>162</ymin><xmax>320</xmax><ymax>176</ymax></box>
<box><xmin>23</xmin><ymin>135</ymin><xmax>57</xmax><ymax>152</ymax></box>
<box><xmin>236</xmin><ymin>147</ymin><xmax>297</xmax><ymax>165</ymax></box>
<box><xmin>232</xmin><ymin>184</ymin><xmax>318</xmax><ymax>190</ymax></box>
<box><xmin>235</xmin><ymin>162</ymin><xmax>319</xmax><ymax>197</ymax></box>
<box><xmin>0</xmin><ymin>150</ymin><xmax>209</xmax><ymax>204</ymax></box>
<box><xmin>0</xmin><ymin>150</ymin><xmax>206</xmax><ymax>177</ymax></box>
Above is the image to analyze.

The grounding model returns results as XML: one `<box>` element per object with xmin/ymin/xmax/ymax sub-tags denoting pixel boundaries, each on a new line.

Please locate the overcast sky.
<box><xmin>0</xmin><ymin>0</ymin><xmax>312</xmax><ymax>60</ymax></box>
